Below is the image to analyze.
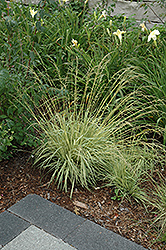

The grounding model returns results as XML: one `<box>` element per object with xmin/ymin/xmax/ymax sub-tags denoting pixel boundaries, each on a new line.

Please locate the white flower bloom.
<box><xmin>140</xmin><ymin>23</ymin><xmax>147</xmax><ymax>32</ymax></box>
<box><xmin>29</xmin><ymin>7</ymin><xmax>38</xmax><ymax>18</ymax></box>
<box><xmin>148</xmin><ymin>30</ymin><xmax>160</xmax><ymax>42</ymax></box>
<box><xmin>98</xmin><ymin>10</ymin><xmax>107</xmax><ymax>20</ymax></box>
<box><xmin>84</xmin><ymin>0</ymin><xmax>89</xmax><ymax>4</ymax></box>
<box><xmin>100</xmin><ymin>10</ymin><xmax>107</xmax><ymax>19</ymax></box>
<box><xmin>72</xmin><ymin>39</ymin><xmax>78</xmax><ymax>47</ymax></box>
<box><xmin>101</xmin><ymin>10</ymin><xmax>107</xmax><ymax>18</ymax></box>
<box><xmin>113</xmin><ymin>29</ymin><xmax>126</xmax><ymax>44</ymax></box>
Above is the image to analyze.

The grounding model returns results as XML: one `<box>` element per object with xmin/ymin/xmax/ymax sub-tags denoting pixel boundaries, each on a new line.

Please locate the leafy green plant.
<box><xmin>0</xmin><ymin>120</ymin><xmax>14</xmax><ymax>160</ymax></box>
<box><xmin>0</xmin><ymin>66</ymin><xmax>38</xmax><ymax>160</ymax></box>
<box><xmin>111</xmin><ymin>188</ymin><xmax>123</xmax><ymax>201</ymax></box>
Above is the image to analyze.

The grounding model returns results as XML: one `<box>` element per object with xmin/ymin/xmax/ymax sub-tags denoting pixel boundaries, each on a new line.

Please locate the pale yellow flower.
<box><xmin>148</xmin><ymin>30</ymin><xmax>160</xmax><ymax>42</ymax></box>
<box><xmin>113</xmin><ymin>29</ymin><xmax>126</xmax><ymax>44</ymax></box>
<box><xmin>140</xmin><ymin>23</ymin><xmax>147</xmax><ymax>32</ymax></box>
<box><xmin>99</xmin><ymin>10</ymin><xmax>107</xmax><ymax>20</ymax></box>
<box><xmin>72</xmin><ymin>39</ymin><xmax>78</xmax><ymax>47</ymax></box>
<box><xmin>29</xmin><ymin>7</ymin><xmax>38</xmax><ymax>18</ymax></box>
<box><xmin>109</xmin><ymin>20</ymin><xmax>112</xmax><ymax>27</ymax></box>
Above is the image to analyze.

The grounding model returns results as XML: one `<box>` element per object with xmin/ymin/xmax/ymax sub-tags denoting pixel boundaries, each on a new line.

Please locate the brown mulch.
<box><xmin>0</xmin><ymin>151</ymin><xmax>165</xmax><ymax>250</ymax></box>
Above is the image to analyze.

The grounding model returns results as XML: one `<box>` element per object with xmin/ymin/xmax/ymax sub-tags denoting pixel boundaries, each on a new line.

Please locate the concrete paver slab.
<box><xmin>5</xmin><ymin>194</ymin><xmax>149</xmax><ymax>250</ymax></box>
<box><xmin>2</xmin><ymin>225</ymin><xmax>76</xmax><ymax>250</ymax></box>
<box><xmin>65</xmin><ymin>219</ymin><xmax>147</xmax><ymax>250</ymax></box>
<box><xmin>8</xmin><ymin>194</ymin><xmax>85</xmax><ymax>239</ymax></box>
<box><xmin>0</xmin><ymin>211</ymin><xmax>30</xmax><ymax>247</ymax></box>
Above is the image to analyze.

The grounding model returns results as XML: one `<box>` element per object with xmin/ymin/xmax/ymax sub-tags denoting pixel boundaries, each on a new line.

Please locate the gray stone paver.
<box><xmin>1</xmin><ymin>194</ymin><xmax>148</xmax><ymax>250</ymax></box>
<box><xmin>0</xmin><ymin>211</ymin><xmax>30</xmax><ymax>247</ymax></box>
<box><xmin>2</xmin><ymin>225</ymin><xmax>76</xmax><ymax>250</ymax></box>
<box><xmin>8</xmin><ymin>194</ymin><xmax>85</xmax><ymax>239</ymax></box>
<box><xmin>65</xmin><ymin>219</ymin><xmax>147</xmax><ymax>250</ymax></box>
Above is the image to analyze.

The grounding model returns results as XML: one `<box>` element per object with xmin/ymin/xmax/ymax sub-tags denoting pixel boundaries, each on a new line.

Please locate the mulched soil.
<box><xmin>0</xmin><ymin>150</ymin><xmax>166</xmax><ymax>250</ymax></box>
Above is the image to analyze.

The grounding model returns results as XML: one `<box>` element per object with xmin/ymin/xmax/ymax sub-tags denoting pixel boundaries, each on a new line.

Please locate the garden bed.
<box><xmin>0</xmin><ymin>2</ymin><xmax>166</xmax><ymax>249</ymax></box>
<box><xmin>0</xmin><ymin>150</ymin><xmax>166</xmax><ymax>250</ymax></box>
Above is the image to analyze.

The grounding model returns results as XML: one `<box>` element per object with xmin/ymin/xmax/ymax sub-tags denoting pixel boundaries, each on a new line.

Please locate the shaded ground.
<box><xmin>0</xmin><ymin>151</ymin><xmax>165</xmax><ymax>250</ymax></box>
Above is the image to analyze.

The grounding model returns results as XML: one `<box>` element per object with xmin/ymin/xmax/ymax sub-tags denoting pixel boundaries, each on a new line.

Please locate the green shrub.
<box><xmin>0</xmin><ymin>67</ymin><xmax>38</xmax><ymax>160</ymax></box>
<box><xmin>0</xmin><ymin>119</ymin><xmax>14</xmax><ymax>159</ymax></box>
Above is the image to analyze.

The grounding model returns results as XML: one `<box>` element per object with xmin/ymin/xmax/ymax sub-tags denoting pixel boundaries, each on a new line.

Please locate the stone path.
<box><xmin>0</xmin><ymin>194</ymin><xmax>148</xmax><ymax>249</ymax></box>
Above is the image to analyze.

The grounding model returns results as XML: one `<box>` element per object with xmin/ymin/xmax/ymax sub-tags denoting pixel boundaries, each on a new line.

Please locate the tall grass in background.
<box><xmin>126</xmin><ymin>39</ymin><xmax>166</xmax><ymax>143</ymax></box>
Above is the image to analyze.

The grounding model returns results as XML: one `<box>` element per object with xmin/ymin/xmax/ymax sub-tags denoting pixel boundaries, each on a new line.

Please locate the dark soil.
<box><xmin>0</xmin><ymin>150</ymin><xmax>165</xmax><ymax>250</ymax></box>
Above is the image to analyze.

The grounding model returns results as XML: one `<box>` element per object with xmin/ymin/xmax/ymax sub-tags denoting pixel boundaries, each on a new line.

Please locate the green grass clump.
<box><xmin>104</xmin><ymin>144</ymin><xmax>160</xmax><ymax>203</ymax></box>
<box><xmin>148</xmin><ymin>174</ymin><xmax>166</xmax><ymax>233</ymax></box>
<box><xmin>33</xmin><ymin>112</ymin><xmax>113</xmax><ymax>196</ymax></box>
<box><xmin>20</xmin><ymin>56</ymin><xmax>165</xmax><ymax>199</ymax></box>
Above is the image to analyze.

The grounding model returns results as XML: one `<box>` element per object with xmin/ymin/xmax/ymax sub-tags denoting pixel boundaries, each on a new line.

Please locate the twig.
<box><xmin>98</xmin><ymin>201</ymin><xmax>112</xmax><ymax>221</ymax></box>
